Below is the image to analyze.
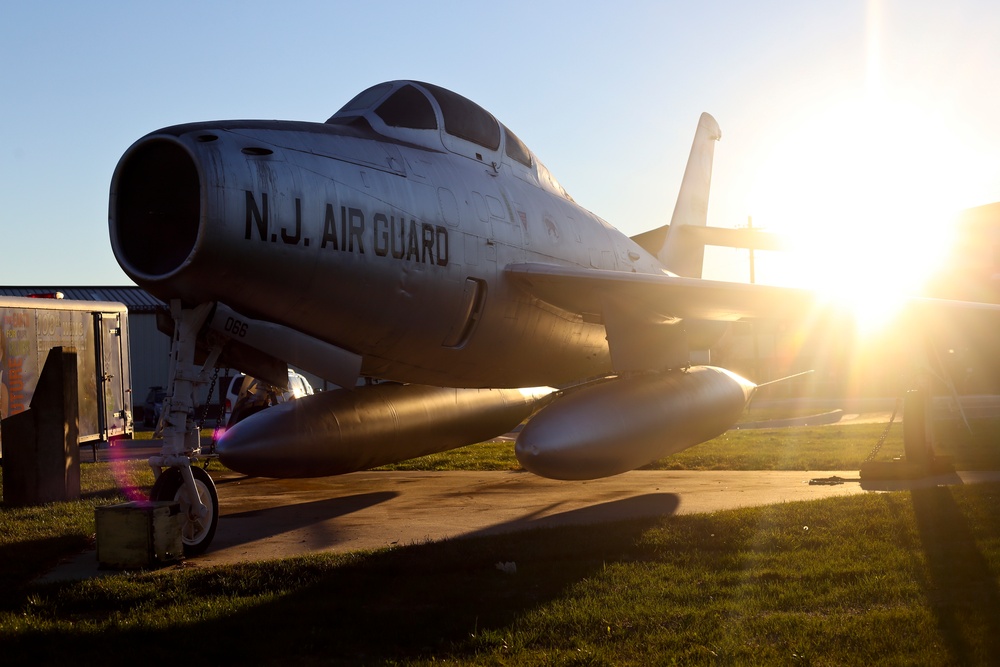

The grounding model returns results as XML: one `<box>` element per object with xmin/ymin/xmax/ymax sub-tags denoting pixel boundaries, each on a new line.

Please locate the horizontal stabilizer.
<box><xmin>632</xmin><ymin>224</ymin><xmax>789</xmax><ymax>255</ymax></box>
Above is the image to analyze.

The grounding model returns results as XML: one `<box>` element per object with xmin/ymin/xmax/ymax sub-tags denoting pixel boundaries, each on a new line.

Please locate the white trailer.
<box><xmin>0</xmin><ymin>296</ymin><xmax>133</xmax><ymax>456</ymax></box>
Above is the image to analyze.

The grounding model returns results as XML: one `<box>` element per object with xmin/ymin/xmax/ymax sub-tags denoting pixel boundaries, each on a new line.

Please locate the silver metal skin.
<box><xmin>108</xmin><ymin>82</ymin><xmax>1000</xmax><ymax>552</ymax></box>
<box><xmin>107</xmin><ymin>81</ymin><xmax>763</xmax><ymax>495</ymax></box>
<box><xmin>219</xmin><ymin>384</ymin><xmax>555</xmax><ymax>478</ymax></box>
<box><xmin>111</xmin><ymin>80</ymin><xmax>948</xmax><ymax>521</ymax></box>
<box><xmin>110</xmin><ymin>83</ymin><xmax>665</xmax><ymax>390</ymax></box>
<box><xmin>515</xmin><ymin>367</ymin><xmax>755</xmax><ymax>480</ymax></box>
<box><xmin>206</xmin><ymin>303</ymin><xmax>361</xmax><ymax>389</ymax></box>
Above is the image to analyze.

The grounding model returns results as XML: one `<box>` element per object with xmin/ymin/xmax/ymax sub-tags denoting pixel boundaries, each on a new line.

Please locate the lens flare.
<box><xmin>105</xmin><ymin>443</ymin><xmax>152</xmax><ymax>502</ymax></box>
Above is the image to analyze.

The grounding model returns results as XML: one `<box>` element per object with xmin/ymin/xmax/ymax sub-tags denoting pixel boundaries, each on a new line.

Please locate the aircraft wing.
<box><xmin>506</xmin><ymin>262</ymin><xmax>1000</xmax><ymax>373</ymax></box>
<box><xmin>505</xmin><ymin>262</ymin><xmax>821</xmax><ymax>322</ymax></box>
<box><xmin>507</xmin><ymin>261</ymin><xmax>1000</xmax><ymax>321</ymax></box>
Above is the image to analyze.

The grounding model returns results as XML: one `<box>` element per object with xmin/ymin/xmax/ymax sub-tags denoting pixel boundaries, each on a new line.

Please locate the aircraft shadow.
<box><xmin>464</xmin><ymin>492</ymin><xmax>682</xmax><ymax>538</ymax></box>
<box><xmin>209</xmin><ymin>491</ymin><xmax>398</xmax><ymax>552</ymax></box>
<box><xmin>7</xmin><ymin>494</ymin><xmax>679</xmax><ymax>663</ymax></box>
<box><xmin>859</xmin><ymin>471</ymin><xmax>965</xmax><ymax>492</ymax></box>
<box><xmin>194</xmin><ymin>495</ymin><xmax>684</xmax><ymax>661</ymax></box>
<box><xmin>22</xmin><ymin>488</ymin><xmax>1000</xmax><ymax>663</ymax></box>
<box><xmin>909</xmin><ymin>485</ymin><xmax>1000</xmax><ymax>663</ymax></box>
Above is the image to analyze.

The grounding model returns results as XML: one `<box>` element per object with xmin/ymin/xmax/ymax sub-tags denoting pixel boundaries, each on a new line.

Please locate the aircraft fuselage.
<box><xmin>113</xmin><ymin>115</ymin><xmax>664</xmax><ymax>388</ymax></box>
<box><xmin>109</xmin><ymin>82</ymin><xmax>770</xmax><ymax>555</ymax></box>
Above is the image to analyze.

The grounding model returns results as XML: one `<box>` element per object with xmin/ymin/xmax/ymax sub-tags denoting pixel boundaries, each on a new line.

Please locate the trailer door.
<box><xmin>96</xmin><ymin>311</ymin><xmax>131</xmax><ymax>439</ymax></box>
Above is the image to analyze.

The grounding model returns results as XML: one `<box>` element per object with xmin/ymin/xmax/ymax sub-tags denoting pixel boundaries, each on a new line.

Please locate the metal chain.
<box><xmin>863</xmin><ymin>396</ymin><xmax>902</xmax><ymax>463</ymax></box>
<box><xmin>197</xmin><ymin>365</ymin><xmax>221</xmax><ymax>431</ymax></box>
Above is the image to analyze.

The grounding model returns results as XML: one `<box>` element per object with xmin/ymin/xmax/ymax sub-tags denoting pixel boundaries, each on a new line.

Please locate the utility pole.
<box><xmin>748</xmin><ymin>216</ymin><xmax>762</xmax><ymax>384</ymax></box>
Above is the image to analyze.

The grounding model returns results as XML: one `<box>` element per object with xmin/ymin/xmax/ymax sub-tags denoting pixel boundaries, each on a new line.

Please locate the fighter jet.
<box><xmin>109</xmin><ymin>81</ymin><xmax>995</xmax><ymax>554</ymax></box>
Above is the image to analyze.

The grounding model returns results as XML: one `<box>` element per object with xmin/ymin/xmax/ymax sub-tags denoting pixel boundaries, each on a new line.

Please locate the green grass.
<box><xmin>379</xmin><ymin>419</ymin><xmax>1000</xmax><ymax>472</ymax></box>
<box><xmin>3</xmin><ymin>484</ymin><xmax>1000</xmax><ymax>665</ymax></box>
<box><xmin>376</xmin><ymin>438</ymin><xmax>519</xmax><ymax>471</ymax></box>
<box><xmin>3</xmin><ymin>418</ymin><xmax>1000</xmax><ymax>664</ymax></box>
<box><xmin>129</xmin><ymin>428</ymin><xmax>218</xmax><ymax>440</ymax></box>
<box><xmin>663</xmin><ymin>418</ymin><xmax>1000</xmax><ymax>471</ymax></box>
<box><xmin>648</xmin><ymin>423</ymin><xmax>903</xmax><ymax>470</ymax></box>
<box><xmin>0</xmin><ymin>461</ymin><xmax>155</xmax><ymax>595</ymax></box>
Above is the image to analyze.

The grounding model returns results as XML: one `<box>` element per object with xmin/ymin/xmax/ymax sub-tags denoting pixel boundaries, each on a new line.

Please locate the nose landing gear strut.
<box><xmin>149</xmin><ymin>300</ymin><xmax>222</xmax><ymax>556</ymax></box>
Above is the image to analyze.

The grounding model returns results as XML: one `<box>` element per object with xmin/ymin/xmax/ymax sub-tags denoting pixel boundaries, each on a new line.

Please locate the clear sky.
<box><xmin>2</xmin><ymin>0</ymin><xmax>999</xmax><ymax>289</ymax></box>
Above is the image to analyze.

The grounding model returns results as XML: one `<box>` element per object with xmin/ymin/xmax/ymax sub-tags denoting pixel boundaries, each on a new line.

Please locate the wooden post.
<box><xmin>1</xmin><ymin>347</ymin><xmax>80</xmax><ymax>506</ymax></box>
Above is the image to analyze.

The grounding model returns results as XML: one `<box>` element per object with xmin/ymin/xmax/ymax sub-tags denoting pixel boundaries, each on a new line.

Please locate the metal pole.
<box><xmin>748</xmin><ymin>216</ymin><xmax>762</xmax><ymax>383</ymax></box>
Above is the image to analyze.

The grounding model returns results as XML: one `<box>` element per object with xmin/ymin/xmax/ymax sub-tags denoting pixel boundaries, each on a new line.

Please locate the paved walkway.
<box><xmin>42</xmin><ymin>468</ymin><xmax>1000</xmax><ymax>581</ymax></box>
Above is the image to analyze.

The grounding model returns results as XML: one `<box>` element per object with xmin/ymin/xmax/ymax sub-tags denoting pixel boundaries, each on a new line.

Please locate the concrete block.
<box><xmin>96</xmin><ymin>501</ymin><xmax>182</xmax><ymax>569</ymax></box>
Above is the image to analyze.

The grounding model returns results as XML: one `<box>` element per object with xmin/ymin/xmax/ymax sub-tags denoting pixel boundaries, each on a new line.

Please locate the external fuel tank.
<box><xmin>217</xmin><ymin>383</ymin><xmax>554</xmax><ymax>478</ymax></box>
<box><xmin>515</xmin><ymin>367</ymin><xmax>755</xmax><ymax>480</ymax></box>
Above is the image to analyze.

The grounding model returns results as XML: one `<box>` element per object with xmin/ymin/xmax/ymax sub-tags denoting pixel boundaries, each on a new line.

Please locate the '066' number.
<box><xmin>225</xmin><ymin>317</ymin><xmax>248</xmax><ymax>337</ymax></box>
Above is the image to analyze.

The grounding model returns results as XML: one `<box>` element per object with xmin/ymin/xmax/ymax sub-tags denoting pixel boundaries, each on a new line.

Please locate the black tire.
<box><xmin>150</xmin><ymin>466</ymin><xmax>219</xmax><ymax>556</ymax></box>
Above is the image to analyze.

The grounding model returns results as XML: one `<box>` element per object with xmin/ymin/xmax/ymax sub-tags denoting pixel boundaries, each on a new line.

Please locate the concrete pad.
<box><xmin>40</xmin><ymin>468</ymin><xmax>1000</xmax><ymax>581</ymax></box>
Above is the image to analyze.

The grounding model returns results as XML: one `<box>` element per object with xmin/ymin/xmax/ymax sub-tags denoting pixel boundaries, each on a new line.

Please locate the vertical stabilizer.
<box><xmin>658</xmin><ymin>112</ymin><xmax>721</xmax><ymax>277</ymax></box>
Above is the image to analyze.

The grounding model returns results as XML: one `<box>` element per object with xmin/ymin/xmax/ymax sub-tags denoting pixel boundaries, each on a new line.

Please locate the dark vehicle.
<box><xmin>220</xmin><ymin>370</ymin><xmax>314</xmax><ymax>428</ymax></box>
<box><xmin>144</xmin><ymin>386</ymin><xmax>166</xmax><ymax>427</ymax></box>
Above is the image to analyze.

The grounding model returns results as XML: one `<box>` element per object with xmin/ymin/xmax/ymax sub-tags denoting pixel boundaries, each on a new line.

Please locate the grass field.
<box><xmin>378</xmin><ymin>418</ymin><xmax>1000</xmax><ymax>472</ymax></box>
<box><xmin>2</xmin><ymin>419</ymin><xmax>1000</xmax><ymax>664</ymax></box>
<box><xmin>3</xmin><ymin>482</ymin><xmax>1000</xmax><ymax>664</ymax></box>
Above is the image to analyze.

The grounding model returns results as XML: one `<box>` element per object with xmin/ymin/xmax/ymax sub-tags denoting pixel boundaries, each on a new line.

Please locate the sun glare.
<box><xmin>742</xmin><ymin>0</ymin><xmax>991</xmax><ymax>337</ymax></box>
<box><xmin>748</xmin><ymin>96</ymin><xmax>967</xmax><ymax>337</ymax></box>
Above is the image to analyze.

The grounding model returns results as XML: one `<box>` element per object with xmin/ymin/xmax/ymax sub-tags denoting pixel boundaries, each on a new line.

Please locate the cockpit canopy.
<box><xmin>327</xmin><ymin>81</ymin><xmax>571</xmax><ymax>201</ymax></box>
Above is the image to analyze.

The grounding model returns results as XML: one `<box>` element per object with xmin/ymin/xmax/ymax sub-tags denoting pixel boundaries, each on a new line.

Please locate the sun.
<box><xmin>747</xmin><ymin>96</ymin><xmax>967</xmax><ymax>337</ymax></box>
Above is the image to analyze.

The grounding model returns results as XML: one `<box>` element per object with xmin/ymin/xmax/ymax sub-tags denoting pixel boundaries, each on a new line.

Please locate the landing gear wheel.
<box><xmin>150</xmin><ymin>466</ymin><xmax>219</xmax><ymax>556</ymax></box>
